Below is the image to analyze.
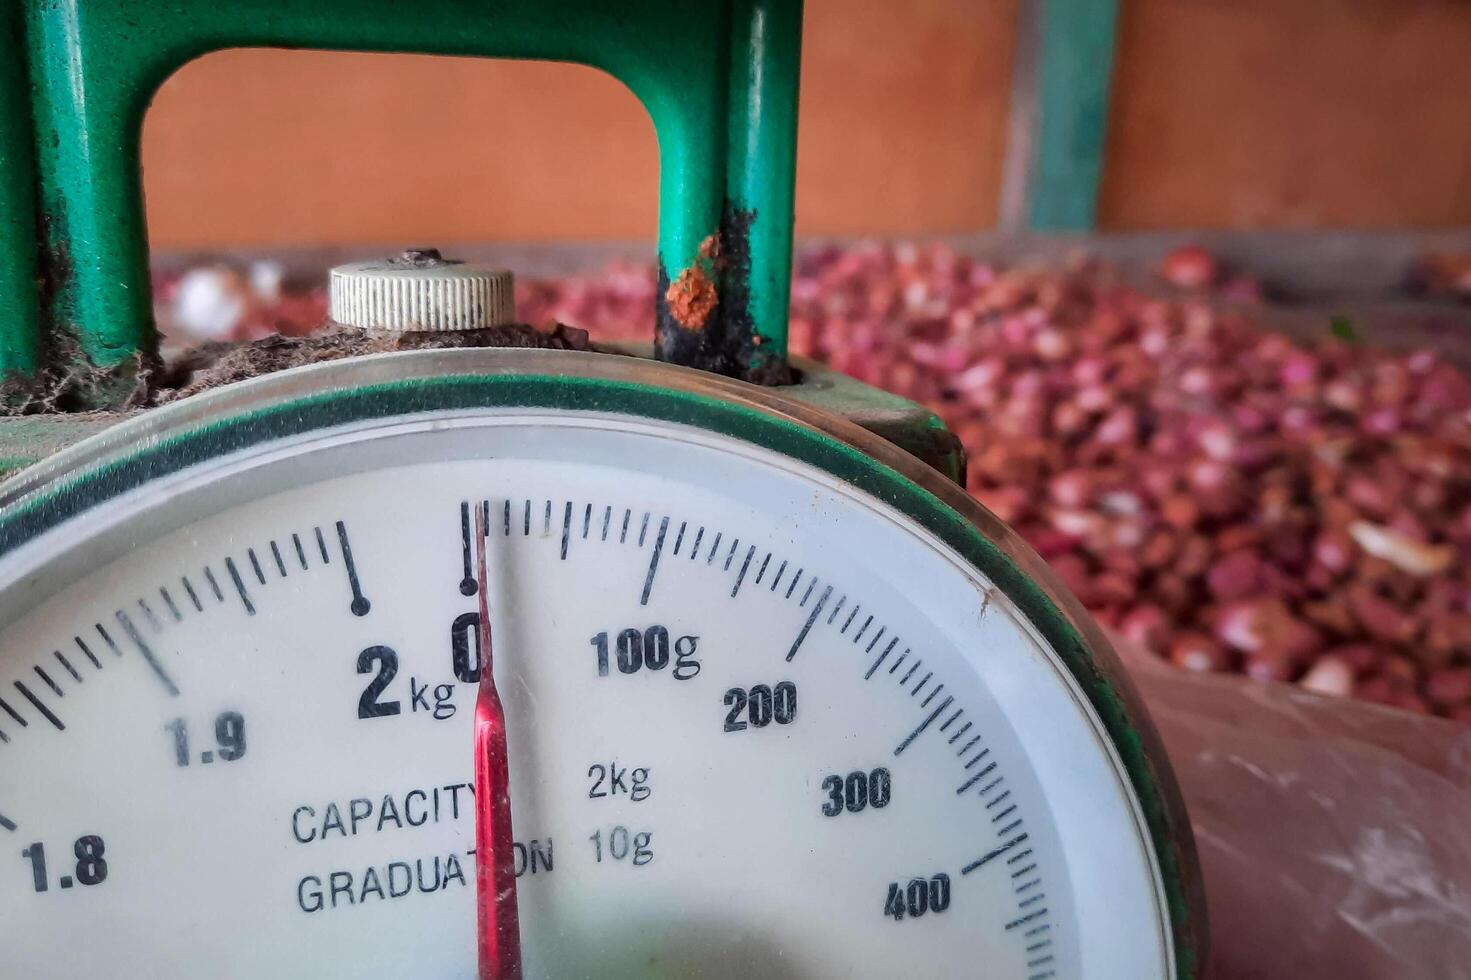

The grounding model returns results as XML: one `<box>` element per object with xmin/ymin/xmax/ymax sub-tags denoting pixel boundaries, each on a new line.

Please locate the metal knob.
<box><xmin>328</xmin><ymin>249</ymin><xmax>514</xmax><ymax>332</ymax></box>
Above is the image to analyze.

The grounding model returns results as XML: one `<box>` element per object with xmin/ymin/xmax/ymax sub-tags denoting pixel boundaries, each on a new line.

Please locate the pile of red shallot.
<box><xmin>158</xmin><ymin>243</ymin><xmax>1471</xmax><ymax>721</ymax></box>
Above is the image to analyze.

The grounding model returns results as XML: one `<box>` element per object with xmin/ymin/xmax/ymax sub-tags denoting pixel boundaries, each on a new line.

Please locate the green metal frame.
<box><xmin>3</xmin><ymin>0</ymin><xmax>801</xmax><ymax>394</ymax></box>
<box><xmin>0</xmin><ymin>352</ymin><xmax>966</xmax><ymax>484</ymax></box>
<box><xmin>0</xmin><ymin>356</ymin><xmax>1204</xmax><ymax>977</ymax></box>
<box><xmin>0</xmin><ymin>0</ymin><xmax>41</xmax><ymax>376</ymax></box>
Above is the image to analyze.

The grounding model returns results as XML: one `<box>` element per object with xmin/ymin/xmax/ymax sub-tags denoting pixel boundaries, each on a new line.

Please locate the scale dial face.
<box><xmin>0</xmin><ymin>351</ymin><xmax>1195</xmax><ymax>978</ymax></box>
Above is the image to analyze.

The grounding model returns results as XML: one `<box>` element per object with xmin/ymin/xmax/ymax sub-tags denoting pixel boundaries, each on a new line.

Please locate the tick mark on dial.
<box><xmin>961</xmin><ymin>832</ymin><xmax>1028</xmax><ymax>875</ymax></box>
<box><xmin>768</xmin><ymin>559</ymin><xmax>786</xmax><ymax>591</ymax></box>
<box><xmin>14</xmin><ymin>681</ymin><xmax>63</xmax><ymax>730</ymax></box>
<box><xmin>32</xmin><ymin>665</ymin><xmax>63</xmax><ymax>698</ymax></box>
<box><xmin>640</xmin><ymin>517</ymin><xmax>669</xmax><ymax>606</ymax></box>
<box><xmin>560</xmin><ymin>502</ymin><xmax>573</xmax><ymax>560</ymax></box>
<box><xmin>0</xmin><ymin>694</ymin><xmax>27</xmax><ymax>727</ymax></box>
<box><xmin>137</xmin><ymin>598</ymin><xmax>162</xmax><ymax>632</ymax></box>
<box><xmin>94</xmin><ymin>624</ymin><xmax>120</xmax><ymax>657</ymax></box>
<box><xmin>116</xmin><ymin>610</ymin><xmax>180</xmax><ymax>697</ymax></box>
<box><xmin>201</xmin><ymin>750</ymin><xmax>214</xmax><ymax>764</ymax></box>
<box><xmin>247</xmin><ymin>548</ymin><xmax>267</xmax><ymax>586</ymax></box>
<box><xmin>335</xmin><ymin>521</ymin><xmax>371</xmax><ymax>617</ymax></box>
<box><xmin>864</xmin><ymin>626</ymin><xmax>887</xmax><ymax>653</ymax></box>
<box><xmin>865</xmin><ymin>636</ymin><xmax>898</xmax><ymax>678</ymax></box>
<box><xmin>0</xmin><ymin>812</ymin><xmax>16</xmax><ymax>831</ymax></box>
<box><xmin>1006</xmin><ymin>906</ymin><xmax>1053</xmax><ymax>929</ymax></box>
<box><xmin>459</xmin><ymin>502</ymin><xmax>478</xmax><ymax>595</ymax></box>
<box><xmin>894</xmin><ymin>695</ymin><xmax>952</xmax><ymax>756</ymax></box>
<box><xmin>964</xmin><ymin>748</ymin><xmax>993</xmax><ymax>771</ymax></box>
<box><xmin>52</xmin><ymin>650</ymin><xmax>82</xmax><ymax>684</ymax></box>
<box><xmin>73</xmin><ymin>637</ymin><xmax>101</xmax><ymax>670</ymax></box>
<box><xmin>158</xmin><ymin>587</ymin><xmax>182</xmax><ymax>622</ymax></box>
<box><xmin>786</xmin><ymin>585</ymin><xmax>831</xmax><ymax>662</ymax></box>
<box><xmin>957</xmin><ymin>762</ymin><xmax>996</xmax><ymax>794</ymax></box>
<box><xmin>202</xmin><ymin>567</ymin><xmax>225</xmax><ymax>604</ymax></box>
<box><xmin>180</xmin><ymin>577</ymin><xmax>205</xmax><ymax>612</ymax></box>
<box><xmin>731</xmin><ymin>545</ymin><xmax>756</xmax><ymax>597</ymax></box>
<box><xmin>224</xmin><ymin>558</ymin><xmax>256</xmax><ymax>616</ymax></box>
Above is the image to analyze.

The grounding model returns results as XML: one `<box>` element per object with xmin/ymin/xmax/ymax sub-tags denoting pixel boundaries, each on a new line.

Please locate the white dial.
<box><xmin>0</xmin><ymin>352</ymin><xmax>1183</xmax><ymax>978</ymax></box>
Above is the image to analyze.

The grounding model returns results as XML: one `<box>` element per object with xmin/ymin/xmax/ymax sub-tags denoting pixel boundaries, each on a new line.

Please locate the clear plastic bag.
<box><xmin>1123</xmin><ymin>646</ymin><xmax>1471</xmax><ymax>978</ymax></box>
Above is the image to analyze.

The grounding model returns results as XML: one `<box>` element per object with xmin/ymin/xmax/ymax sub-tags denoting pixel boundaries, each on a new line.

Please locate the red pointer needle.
<box><xmin>473</xmin><ymin>504</ymin><xmax>523</xmax><ymax>980</ymax></box>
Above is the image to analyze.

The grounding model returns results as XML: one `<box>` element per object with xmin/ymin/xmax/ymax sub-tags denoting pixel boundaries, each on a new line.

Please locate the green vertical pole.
<box><xmin>26</xmin><ymin>0</ymin><xmax>157</xmax><ymax>406</ymax></box>
<box><xmin>1025</xmin><ymin>0</ymin><xmax>1118</xmax><ymax>231</ymax></box>
<box><xmin>0</xmin><ymin>0</ymin><xmax>41</xmax><ymax>378</ymax></box>
<box><xmin>726</xmin><ymin>0</ymin><xmax>801</xmax><ymax>382</ymax></box>
<box><xmin>655</xmin><ymin>0</ymin><xmax>801</xmax><ymax>383</ymax></box>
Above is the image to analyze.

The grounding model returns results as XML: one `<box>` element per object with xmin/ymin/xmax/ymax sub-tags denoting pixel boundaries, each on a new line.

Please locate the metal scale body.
<box><xmin>0</xmin><ymin>2</ymin><xmax>1204</xmax><ymax>977</ymax></box>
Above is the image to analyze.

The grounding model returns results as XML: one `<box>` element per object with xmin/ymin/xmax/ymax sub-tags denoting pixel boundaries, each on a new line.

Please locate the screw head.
<box><xmin>328</xmin><ymin>251</ymin><xmax>514</xmax><ymax>332</ymax></box>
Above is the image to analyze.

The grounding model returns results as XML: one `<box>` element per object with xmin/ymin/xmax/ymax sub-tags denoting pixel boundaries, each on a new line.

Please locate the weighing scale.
<box><xmin>0</xmin><ymin>2</ymin><xmax>1204</xmax><ymax>976</ymax></box>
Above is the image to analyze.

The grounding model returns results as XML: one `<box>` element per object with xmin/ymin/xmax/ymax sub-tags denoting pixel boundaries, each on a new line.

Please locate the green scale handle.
<box><xmin>0</xmin><ymin>0</ymin><xmax>803</xmax><ymax>404</ymax></box>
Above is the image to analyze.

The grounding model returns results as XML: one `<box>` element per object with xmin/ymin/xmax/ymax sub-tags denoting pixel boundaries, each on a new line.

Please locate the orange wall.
<box><xmin>1102</xmin><ymin>0</ymin><xmax>1471</xmax><ymax>229</ymax></box>
<box><xmin>139</xmin><ymin>0</ymin><xmax>1471</xmax><ymax>250</ymax></box>
<box><xmin>141</xmin><ymin>0</ymin><xmax>1015</xmax><ymax>249</ymax></box>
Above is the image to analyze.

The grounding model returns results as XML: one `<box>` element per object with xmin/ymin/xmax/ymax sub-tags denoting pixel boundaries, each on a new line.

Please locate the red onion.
<box><xmin>1159</xmin><ymin>246</ymin><xmax>1219</xmax><ymax>290</ymax></box>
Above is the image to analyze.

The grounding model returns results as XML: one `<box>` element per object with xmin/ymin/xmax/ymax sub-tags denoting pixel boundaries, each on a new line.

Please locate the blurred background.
<box><xmin>145</xmin><ymin>0</ymin><xmax>1471</xmax><ymax>725</ymax></box>
<box><xmin>144</xmin><ymin>0</ymin><xmax>1471</xmax><ymax>245</ymax></box>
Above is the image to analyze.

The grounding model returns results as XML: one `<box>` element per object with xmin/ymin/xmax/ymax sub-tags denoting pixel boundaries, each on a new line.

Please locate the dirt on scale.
<box><xmin>0</xmin><ymin>319</ymin><xmax>595</xmax><ymax>415</ymax></box>
<box><xmin>152</xmin><ymin>321</ymin><xmax>595</xmax><ymax>403</ymax></box>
